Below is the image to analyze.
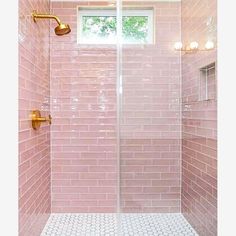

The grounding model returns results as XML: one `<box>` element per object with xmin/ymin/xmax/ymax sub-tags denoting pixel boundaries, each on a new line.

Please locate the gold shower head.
<box><xmin>32</xmin><ymin>10</ymin><xmax>71</xmax><ymax>36</ymax></box>
<box><xmin>54</xmin><ymin>23</ymin><xmax>71</xmax><ymax>36</ymax></box>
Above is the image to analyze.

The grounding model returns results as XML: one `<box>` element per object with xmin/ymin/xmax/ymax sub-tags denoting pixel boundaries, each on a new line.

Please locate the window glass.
<box><xmin>78</xmin><ymin>9</ymin><xmax>154</xmax><ymax>44</ymax></box>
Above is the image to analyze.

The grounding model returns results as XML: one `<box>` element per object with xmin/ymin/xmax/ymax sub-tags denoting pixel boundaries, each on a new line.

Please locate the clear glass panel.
<box><xmin>50</xmin><ymin>0</ymin><xmax>119</xmax><ymax>214</ymax></box>
<box><xmin>119</xmin><ymin>0</ymin><xmax>182</xmax><ymax>214</ymax></box>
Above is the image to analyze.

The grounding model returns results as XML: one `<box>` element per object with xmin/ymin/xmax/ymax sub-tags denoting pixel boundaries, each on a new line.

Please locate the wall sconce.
<box><xmin>174</xmin><ymin>40</ymin><xmax>215</xmax><ymax>53</ymax></box>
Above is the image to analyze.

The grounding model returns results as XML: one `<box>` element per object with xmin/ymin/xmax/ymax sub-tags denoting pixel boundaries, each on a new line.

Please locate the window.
<box><xmin>78</xmin><ymin>8</ymin><xmax>154</xmax><ymax>44</ymax></box>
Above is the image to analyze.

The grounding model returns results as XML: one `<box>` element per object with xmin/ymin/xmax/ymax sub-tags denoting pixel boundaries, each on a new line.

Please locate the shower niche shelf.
<box><xmin>199</xmin><ymin>62</ymin><xmax>216</xmax><ymax>101</ymax></box>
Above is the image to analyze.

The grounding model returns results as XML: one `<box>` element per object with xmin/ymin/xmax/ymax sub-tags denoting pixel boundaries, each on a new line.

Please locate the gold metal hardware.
<box><xmin>32</xmin><ymin>10</ymin><xmax>60</xmax><ymax>24</ymax></box>
<box><xmin>31</xmin><ymin>10</ymin><xmax>71</xmax><ymax>36</ymax></box>
<box><xmin>176</xmin><ymin>48</ymin><xmax>214</xmax><ymax>54</ymax></box>
<box><xmin>31</xmin><ymin>110</ymin><xmax>52</xmax><ymax>130</ymax></box>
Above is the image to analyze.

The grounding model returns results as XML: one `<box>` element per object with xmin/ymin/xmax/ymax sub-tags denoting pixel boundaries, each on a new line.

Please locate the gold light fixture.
<box><xmin>32</xmin><ymin>10</ymin><xmax>71</xmax><ymax>36</ymax></box>
<box><xmin>174</xmin><ymin>40</ymin><xmax>215</xmax><ymax>53</ymax></box>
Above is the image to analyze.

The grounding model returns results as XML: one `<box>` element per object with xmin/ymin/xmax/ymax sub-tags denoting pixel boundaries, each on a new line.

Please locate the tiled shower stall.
<box><xmin>19</xmin><ymin>0</ymin><xmax>217</xmax><ymax>235</ymax></box>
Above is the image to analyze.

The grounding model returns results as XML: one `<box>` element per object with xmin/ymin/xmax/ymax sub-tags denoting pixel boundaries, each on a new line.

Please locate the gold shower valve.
<box><xmin>31</xmin><ymin>110</ymin><xmax>52</xmax><ymax>130</ymax></box>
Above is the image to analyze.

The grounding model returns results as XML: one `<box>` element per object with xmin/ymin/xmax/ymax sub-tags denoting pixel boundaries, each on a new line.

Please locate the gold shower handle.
<box><xmin>34</xmin><ymin>115</ymin><xmax>52</xmax><ymax>124</ymax></box>
<box><xmin>31</xmin><ymin>110</ymin><xmax>52</xmax><ymax>130</ymax></box>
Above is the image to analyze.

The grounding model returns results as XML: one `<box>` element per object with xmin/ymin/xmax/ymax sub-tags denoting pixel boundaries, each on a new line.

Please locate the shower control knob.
<box><xmin>31</xmin><ymin>110</ymin><xmax>52</xmax><ymax>130</ymax></box>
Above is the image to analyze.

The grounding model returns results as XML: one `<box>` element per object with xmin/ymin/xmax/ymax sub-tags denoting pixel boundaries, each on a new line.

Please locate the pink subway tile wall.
<box><xmin>120</xmin><ymin>1</ymin><xmax>181</xmax><ymax>212</ymax></box>
<box><xmin>50</xmin><ymin>1</ymin><xmax>181</xmax><ymax>213</ymax></box>
<box><xmin>19</xmin><ymin>0</ymin><xmax>51</xmax><ymax>235</ymax></box>
<box><xmin>50</xmin><ymin>1</ymin><xmax>118</xmax><ymax>213</ymax></box>
<box><xmin>181</xmin><ymin>0</ymin><xmax>217</xmax><ymax>235</ymax></box>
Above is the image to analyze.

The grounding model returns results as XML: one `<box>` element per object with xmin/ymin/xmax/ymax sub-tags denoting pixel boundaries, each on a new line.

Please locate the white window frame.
<box><xmin>77</xmin><ymin>8</ymin><xmax>154</xmax><ymax>44</ymax></box>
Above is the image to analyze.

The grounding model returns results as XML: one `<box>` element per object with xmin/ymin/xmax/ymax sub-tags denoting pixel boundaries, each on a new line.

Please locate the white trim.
<box><xmin>77</xmin><ymin>8</ymin><xmax>154</xmax><ymax>44</ymax></box>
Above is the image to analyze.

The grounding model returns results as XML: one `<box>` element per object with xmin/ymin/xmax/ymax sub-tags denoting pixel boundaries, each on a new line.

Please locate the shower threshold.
<box><xmin>41</xmin><ymin>213</ymin><xmax>198</xmax><ymax>236</ymax></box>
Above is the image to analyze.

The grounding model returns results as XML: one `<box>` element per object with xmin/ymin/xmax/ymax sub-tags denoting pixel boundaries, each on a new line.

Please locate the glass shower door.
<box><xmin>119</xmin><ymin>0</ymin><xmax>182</xmax><ymax>216</ymax></box>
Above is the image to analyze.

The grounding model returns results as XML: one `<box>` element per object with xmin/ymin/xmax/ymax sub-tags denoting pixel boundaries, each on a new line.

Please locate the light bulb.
<box><xmin>174</xmin><ymin>42</ymin><xmax>183</xmax><ymax>50</ymax></box>
<box><xmin>189</xmin><ymin>41</ymin><xmax>199</xmax><ymax>50</ymax></box>
<box><xmin>205</xmin><ymin>41</ymin><xmax>214</xmax><ymax>50</ymax></box>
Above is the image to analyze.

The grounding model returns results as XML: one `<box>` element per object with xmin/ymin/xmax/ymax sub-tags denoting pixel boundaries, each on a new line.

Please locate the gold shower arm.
<box><xmin>32</xmin><ymin>10</ymin><xmax>61</xmax><ymax>25</ymax></box>
<box><xmin>31</xmin><ymin>10</ymin><xmax>71</xmax><ymax>36</ymax></box>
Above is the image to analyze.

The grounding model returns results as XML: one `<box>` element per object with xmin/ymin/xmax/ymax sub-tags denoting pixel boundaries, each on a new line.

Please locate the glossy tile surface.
<box><xmin>181</xmin><ymin>0</ymin><xmax>217</xmax><ymax>235</ymax></box>
<box><xmin>120</xmin><ymin>0</ymin><xmax>182</xmax><ymax>213</ymax></box>
<box><xmin>50</xmin><ymin>0</ymin><xmax>182</xmax><ymax>214</ymax></box>
<box><xmin>50</xmin><ymin>1</ymin><xmax>117</xmax><ymax>213</ymax></box>
<box><xmin>19</xmin><ymin>0</ymin><xmax>51</xmax><ymax>235</ymax></box>
<box><xmin>41</xmin><ymin>213</ymin><xmax>198</xmax><ymax>236</ymax></box>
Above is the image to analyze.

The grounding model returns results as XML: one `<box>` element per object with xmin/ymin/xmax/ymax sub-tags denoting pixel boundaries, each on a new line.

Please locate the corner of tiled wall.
<box><xmin>181</xmin><ymin>0</ymin><xmax>217</xmax><ymax>235</ymax></box>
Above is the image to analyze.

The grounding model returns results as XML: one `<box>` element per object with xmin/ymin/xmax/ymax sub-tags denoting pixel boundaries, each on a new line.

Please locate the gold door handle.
<box><xmin>31</xmin><ymin>110</ymin><xmax>52</xmax><ymax>130</ymax></box>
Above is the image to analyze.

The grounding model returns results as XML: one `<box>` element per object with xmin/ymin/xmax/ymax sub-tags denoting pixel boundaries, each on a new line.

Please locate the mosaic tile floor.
<box><xmin>41</xmin><ymin>213</ymin><xmax>198</xmax><ymax>236</ymax></box>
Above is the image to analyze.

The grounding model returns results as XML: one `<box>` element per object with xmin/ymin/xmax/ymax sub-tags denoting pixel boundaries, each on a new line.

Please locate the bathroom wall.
<box><xmin>181</xmin><ymin>0</ymin><xmax>217</xmax><ymax>235</ymax></box>
<box><xmin>19</xmin><ymin>0</ymin><xmax>51</xmax><ymax>235</ymax></box>
<box><xmin>120</xmin><ymin>1</ymin><xmax>181</xmax><ymax>212</ymax></box>
<box><xmin>50</xmin><ymin>1</ymin><xmax>118</xmax><ymax>213</ymax></box>
<box><xmin>50</xmin><ymin>0</ymin><xmax>181</xmax><ymax>213</ymax></box>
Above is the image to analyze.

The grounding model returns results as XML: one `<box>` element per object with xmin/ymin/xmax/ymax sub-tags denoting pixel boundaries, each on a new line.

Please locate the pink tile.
<box><xmin>49</xmin><ymin>1</ymin><xmax>218</xmax><ymax>228</ymax></box>
<box><xmin>50</xmin><ymin>1</ymin><xmax>181</xmax><ymax>214</ymax></box>
<box><xmin>181</xmin><ymin>0</ymin><xmax>217</xmax><ymax>235</ymax></box>
<box><xmin>19</xmin><ymin>0</ymin><xmax>51</xmax><ymax>235</ymax></box>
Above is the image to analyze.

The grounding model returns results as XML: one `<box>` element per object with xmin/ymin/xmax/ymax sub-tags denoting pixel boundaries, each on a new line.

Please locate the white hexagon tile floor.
<box><xmin>40</xmin><ymin>213</ymin><xmax>198</xmax><ymax>236</ymax></box>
